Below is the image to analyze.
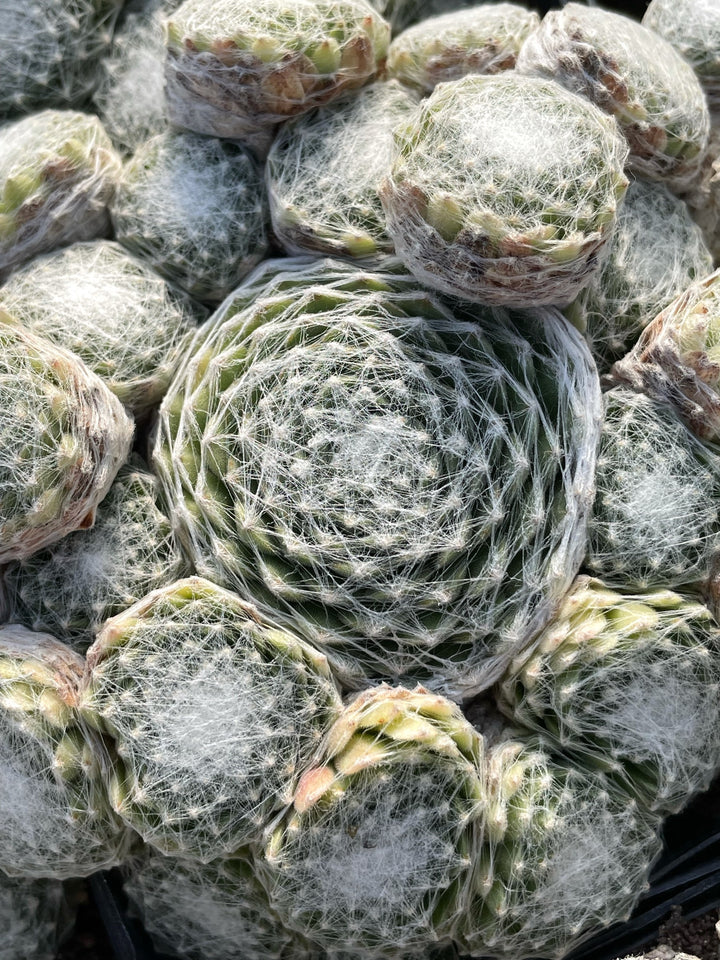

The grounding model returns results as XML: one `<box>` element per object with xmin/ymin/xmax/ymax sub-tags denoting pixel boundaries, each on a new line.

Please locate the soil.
<box><xmin>649</xmin><ymin>908</ymin><xmax>720</xmax><ymax>960</ymax></box>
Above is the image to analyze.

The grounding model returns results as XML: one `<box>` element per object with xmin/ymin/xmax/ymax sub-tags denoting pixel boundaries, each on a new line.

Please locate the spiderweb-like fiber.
<box><xmin>516</xmin><ymin>4</ymin><xmax>710</xmax><ymax>191</ymax></box>
<box><xmin>81</xmin><ymin>576</ymin><xmax>342</xmax><ymax>861</ymax></box>
<box><xmin>0</xmin><ymin>873</ymin><xmax>71</xmax><ymax>960</ymax></box>
<box><xmin>586</xmin><ymin>389</ymin><xmax>720</xmax><ymax>597</ymax></box>
<box><xmin>0</xmin><ymin>625</ymin><xmax>131</xmax><ymax>879</ymax></box>
<box><xmin>112</xmin><ymin>131</ymin><xmax>269</xmax><ymax>305</ymax></box>
<box><xmin>643</xmin><ymin>0</ymin><xmax>720</xmax><ymax>121</ymax></box>
<box><xmin>259</xmin><ymin>685</ymin><xmax>485</xmax><ymax>955</ymax></box>
<box><xmin>152</xmin><ymin>257</ymin><xmax>602</xmax><ymax>701</ymax></box>
<box><xmin>124</xmin><ymin>845</ymin><xmax>319</xmax><ymax>960</ymax></box>
<box><xmin>0</xmin><ymin>241</ymin><xmax>201</xmax><ymax>416</ymax></box>
<box><xmin>386</xmin><ymin>5</ymin><xmax>540</xmax><ymax>95</ymax></box>
<box><xmin>368</xmin><ymin>0</ymin><xmax>477</xmax><ymax>35</ymax></box>
<box><xmin>379</xmin><ymin>73</ymin><xmax>629</xmax><ymax>307</ymax></box>
<box><xmin>611</xmin><ymin>269</ymin><xmax>720</xmax><ymax>446</ymax></box>
<box><xmin>0</xmin><ymin>110</ymin><xmax>122</xmax><ymax>283</ymax></box>
<box><xmin>459</xmin><ymin>736</ymin><xmax>663</xmax><ymax>960</ymax></box>
<box><xmin>0</xmin><ymin>0</ymin><xmax>123</xmax><ymax>118</ymax></box>
<box><xmin>267</xmin><ymin>80</ymin><xmax>417</xmax><ymax>260</ymax></box>
<box><xmin>497</xmin><ymin>576</ymin><xmax>720</xmax><ymax>816</ymax></box>
<box><xmin>2</xmin><ymin>456</ymin><xmax>190</xmax><ymax>653</ymax></box>
<box><xmin>0</xmin><ymin>314</ymin><xmax>133</xmax><ymax>564</ymax></box>
<box><xmin>567</xmin><ymin>179</ymin><xmax>712</xmax><ymax>372</ymax></box>
<box><xmin>163</xmin><ymin>0</ymin><xmax>390</xmax><ymax>150</ymax></box>
<box><xmin>679</xmin><ymin>129</ymin><xmax>720</xmax><ymax>263</ymax></box>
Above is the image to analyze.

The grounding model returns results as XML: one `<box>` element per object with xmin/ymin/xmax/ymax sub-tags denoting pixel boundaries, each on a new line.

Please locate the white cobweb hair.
<box><xmin>586</xmin><ymin>388</ymin><xmax>720</xmax><ymax>597</ymax></box>
<box><xmin>267</xmin><ymin>80</ymin><xmax>418</xmax><ymax>260</ymax></box>
<box><xmin>0</xmin><ymin>110</ymin><xmax>122</xmax><ymax>282</ymax></box>
<box><xmin>566</xmin><ymin>179</ymin><xmax>712</xmax><ymax>372</ymax></box>
<box><xmin>0</xmin><ymin>873</ymin><xmax>73</xmax><ymax>960</ymax></box>
<box><xmin>498</xmin><ymin>575</ymin><xmax>720</xmax><ymax>815</ymax></box>
<box><xmin>1</xmin><ymin>454</ymin><xmax>190</xmax><ymax>654</ymax></box>
<box><xmin>81</xmin><ymin>577</ymin><xmax>343</xmax><ymax>862</ymax></box>
<box><xmin>386</xmin><ymin>4</ymin><xmax>540</xmax><ymax>95</ymax></box>
<box><xmin>112</xmin><ymin>131</ymin><xmax>269</xmax><ymax>304</ymax></box>
<box><xmin>0</xmin><ymin>1</ymin><xmax>123</xmax><ymax>117</ymax></box>
<box><xmin>368</xmin><ymin>0</ymin><xmax>478</xmax><ymax>34</ymax></box>
<box><xmin>0</xmin><ymin>625</ymin><xmax>132</xmax><ymax>879</ymax></box>
<box><xmin>0</xmin><ymin>240</ymin><xmax>201</xmax><ymax>417</ymax></box>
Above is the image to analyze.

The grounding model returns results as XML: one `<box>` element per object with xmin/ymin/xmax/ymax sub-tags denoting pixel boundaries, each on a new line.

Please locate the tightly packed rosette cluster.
<box><xmin>152</xmin><ymin>257</ymin><xmax>602</xmax><ymax>700</ymax></box>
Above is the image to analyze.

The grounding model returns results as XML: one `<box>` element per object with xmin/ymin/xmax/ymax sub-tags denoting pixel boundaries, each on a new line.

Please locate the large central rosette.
<box><xmin>153</xmin><ymin>258</ymin><xmax>601</xmax><ymax>699</ymax></box>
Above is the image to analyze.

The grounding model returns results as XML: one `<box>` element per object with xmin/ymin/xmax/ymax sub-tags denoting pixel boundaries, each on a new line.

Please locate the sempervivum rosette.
<box><xmin>586</xmin><ymin>390</ymin><xmax>720</xmax><ymax>597</ymax></box>
<box><xmin>124</xmin><ymin>845</ymin><xmax>320</xmax><ymax>960</ymax></box>
<box><xmin>611</xmin><ymin>270</ymin><xmax>720</xmax><ymax>446</ymax></box>
<box><xmin>566</xmin><ymin>179</ymin><xmax>712</xmax><ymax>371</ymax></box>
<box><xmin>497</xmin><ymin>577</ymin><xmax>720</xmax><ymax>815</ymax></box>
<box><xmin>0</xmin><ymin>313</ymin><xmax>133</xmax><ymax>564</ymax></box>
<box><xmin>163</xmin><ymin>0</ymin><xmax>390</xmax><ymax>152</ymax></box>
<box><xmin>379</xmin><ymin>73</ymin><xmax>629</xmax><ymax>307</ymax></box>
<box><xmin>112</xmin><ymin>131</ymin><xmax>269</xmax><ymax>305</ymax></box>
<box><xmin>152</xmin><ymin>258</ymin><xmax>601</xmax><ymax>699</ymax></box>
<box><xmin>0</xmin><ymin>0</ymin><xmax>123</xmax><ymax>118</ymax></box>
<box><xmin>386</xmin><ymin>4</ymin><xmax>540</xmax><ymax>95</ymax></box>
<box><xmin>259</xmin><ymin>685</ymin><xmax>484</xmax><ymax>955</ymax></box>
<box><xmin>1</xmin><ymin>456</ymin><xmax>189</xmax><ymax>653</ymax></box>
<box><xmin>0</xmin><ymin>625</ymin><xmax>132</xmax><ymax>879</ymax></box>
<box><xmin>516</xmin><ymin>4</ymin><xmax>710</xmax><ymax>191</ymax></box>
<box><xmin>0</xmin><ymin>241</ymin><xmax>201</xmax><ymax>417</ymax></box>
<box><xmin>0</xmin><ymin>110</ymin><xmax>122</xmax><ymax>282</ymax></box>
<box><xmin>458</xmin><ymin>735</ymin><xmax>663</xmax><ymax>959</ymax></box>
<box><xmin>0</xmin><ymin>874</ymin><xmax>74</xmax><ymax>960</ymax></box>
<box><xmin>80</xmin><ymin>577</ymin><xmax>343</xmax><ymax>861</ymax></box>
<box><xmin>643</xmin><ymin>0</ymin><xmax>720</xmax><ymax>121</ymax></box>
<box><xmin>267</xmin><ymin>80</ymin><xmax>418</xmax><ymax>259</ymax></box>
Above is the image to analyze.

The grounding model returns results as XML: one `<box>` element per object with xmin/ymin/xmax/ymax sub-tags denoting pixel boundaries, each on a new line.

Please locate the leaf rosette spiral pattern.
<box><xmin>153</xmin><ymin>257</ymin><xmax>601</xmax><ymax>699</ymax></box>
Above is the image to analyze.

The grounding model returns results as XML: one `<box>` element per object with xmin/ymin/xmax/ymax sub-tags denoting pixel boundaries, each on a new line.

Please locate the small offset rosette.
<box><xmin>2</xmin><ymin>456</ymin><xmax>189</xmax><ymax>653</ymax></box>
<box><xmin>267</xmin><ymin>80</ymin><xmax>418</xmax><ymax>259</ymax></box>
<box><xmin>259</xmin><ymin>685</ymin><xmax>485</xmax><ymax>955</ymax></box>
<box><xmin>0</xmin><ymin>625</ymin><xmax>131</xmax><ymax>879</ymax></box>
<box><xmin>379</xmin><ymin>73</ymin><xmax>629</xmax><ymax>306</ymax></box>
<box><xmin>0</xmin><ymin>240</ymin><xmax>201</xmax><ymax>417</ymax></box>
<box><xmin>610</xmin><ymin>270</ymin><xmax>720</xmax><ymax>447</ymax></box>
<box><xmin>0</xmin><ymin>313</ymin><xmax>133</xmax><ymax>564</ymax></box>
<box><xmin>386</xmin><ymin>4</ymin><xmax>540</xmax><ymax>95</ymax></box>
<box><xmin>124</xmin><ymin>844</ymin><xmax>319</xmax><ymax>960</ymax></box>
<box><xmin>163</xmin><ymin>0</ymin><xmax>390</xmax><ymax>151</ymax></box>
<box><xmin>80</xmin><ymin>577</ymin><xmax>343</xmax><ymax>862</ymax></box>
<box><xmin>497</xmin><ymin>576</ymin><xmax>720</xmax><ymax>816</ymax></box>
<box><xmin>152</xmin><ymin>257</ymin><xmax>601</xmax><ymax>700</ymax></box>
<box><xmin>459</xmin><ymin>735</ymin><xmax>663</xmax><ymax>960</ymax></box>
<box><xmin>517</xmin><ymin>3</ymin><xmax>710</xmax><ymax>191</ymax></box>
<box><xmin>0</xmin><ymin>110</ymin><xmax>122</xmax><ymax>282</ymax></box>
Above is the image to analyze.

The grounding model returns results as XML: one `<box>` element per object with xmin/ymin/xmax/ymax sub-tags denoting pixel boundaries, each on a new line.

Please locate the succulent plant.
<box><xmin>386</xmin><ymin>4</ymin><xmax>540</xmax><ymax>95</ymax></box>
<box><xmin>517</xmin><ymin>4</ymin><xmax>710</xmax><ymax>191</ymax></box>
<box><xmin>81</xmin><ymin>576</ymin><xmax>343</xmax><ymax>861</ymax></box>
<box><xmin>497</xmin><ymin>576</ymin><xmax>720</xmax><ymax>815</ymax></box>
<box><xmin>643</xmin><ymin>0</ymin><xmax>720</xmax><ymax>121</ymax></box>
<box><xmin>0</xmin><ymin>240</ymin><xmax>202</xmax><ymax>416</ymax></box>
<box><xmin>0</xmin><ymin>110</ymin><xmax>122</xmax><ymax>282</ymax></box>
<box><xmin>124</xmin><ymin>844</ymin><xmax>320</xmax><ymax>960</ymax></box>
<box><xmin>565</xmin><ymin>179</ymin><xmax>712</xmax><ymax>371</ymax></box>
<box><xmin>259</xmin><ymin>685</ymin><xmax>485</xmax><ymax>955</ymax></box>
<box><xmin>267</xmin><ymin>80</ymin><xmax>418</xmax><ymax>259</ymax></box>
<box><xmin>586</xmin><ymin>389</ymin><xmax>720</xmax><ymax>597</ymax></box>
<box><xmin>0</xmin><ymin>312</ymin><xmax>133</xmax><ymax>564</ymax></box>
<box><xmin>0</xmin><ymin>0</ymin><xmax>123</xmax><ymax>118</ymax></box>
<box><xmin>379</xmin><ymin>73</ymin><xmax>629</xmax><ymax>306</ymax></box>
<box><xmin>678</xmin><ymin>129</ymin><xmax>720</xmax><ymax>264</ymax></box>
<box><xmin>458</xmin><ymin>734</ymin><xmax>663</xmax><ymax>960</ymax></box>
<box><xmin>610</xmin><ymin>269</ymin><xmax>720</xmax><ymax>446</ymax></box>
<box><xmin>2</xmin><ymin>456</ymin><xmax>190</xmax><ymax>653</ymax></box>
<box><xmin>163</xmin><ymin>0</ymin><xmax>390</xmax><ymax>152</ymax></box>
<box><xmin>112</xmin><ymin>131</ymin><xmax>269</xmax><ymax>305</ymax></box>
<box><xmin>152</xmin><ymin>257</ymin><xmax>602</xmax><ymax>700</ymax></box>
<box><xmin>368</xmin><ymin>0</ymin><xmax>477</xmax><ymax>35</ymax></box>
<box><xmin>0</xmin><ymin>874</ymin><xmax>74</xmax><ymax>960</ymax></box>
<box><xmin>0</xmin><ymin>625</ymin><xmax>132</xmax><ymax>879</ymax></box>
